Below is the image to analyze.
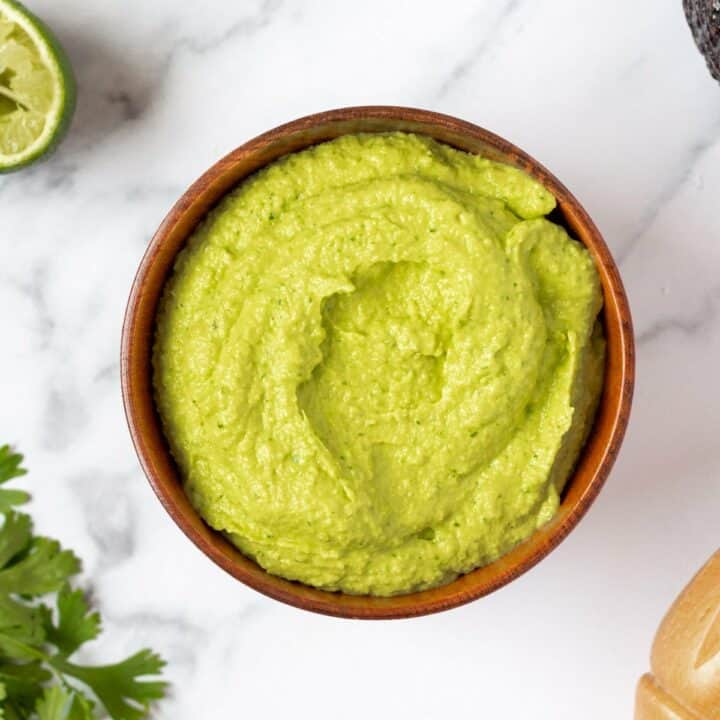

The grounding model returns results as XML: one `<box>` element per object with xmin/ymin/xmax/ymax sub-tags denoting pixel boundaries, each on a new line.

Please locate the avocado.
<box><xmin>684</xmin><ymin>0</ymin><xmax>720</xmax><ymax>81</ymax></box>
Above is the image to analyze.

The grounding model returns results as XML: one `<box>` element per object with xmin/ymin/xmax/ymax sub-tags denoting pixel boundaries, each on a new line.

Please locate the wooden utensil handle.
<box><xmin>636</xmin><ymin>551</ymin><xmax>720</xmax><ymax>719</ymax></box>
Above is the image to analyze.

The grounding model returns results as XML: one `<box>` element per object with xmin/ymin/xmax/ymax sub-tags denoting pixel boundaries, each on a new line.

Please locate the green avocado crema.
<box><xmin>153</xmin><ymin>132</ymin><xmax>605</xmax><ymax>596</ymax></box>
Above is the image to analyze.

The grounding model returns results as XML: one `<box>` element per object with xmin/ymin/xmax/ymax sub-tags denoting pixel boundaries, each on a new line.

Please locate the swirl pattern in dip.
<box><xmin>154</xmin><ymin>132</ymin><xmax>605</xmax><ymax>596</ymax></box>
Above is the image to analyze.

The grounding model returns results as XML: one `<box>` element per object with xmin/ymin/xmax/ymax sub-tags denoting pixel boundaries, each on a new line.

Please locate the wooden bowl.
<box><xmin>121</xmin><ymin>106</ymin><xmax>634</xmax><ymax>619</ymax></box>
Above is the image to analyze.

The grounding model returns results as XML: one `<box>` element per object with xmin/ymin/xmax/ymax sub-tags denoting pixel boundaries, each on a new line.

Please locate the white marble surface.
<box><xmin>2</xmin><ymin>0</ymin><xmax>719</xmax><ymax>716</ymax></box>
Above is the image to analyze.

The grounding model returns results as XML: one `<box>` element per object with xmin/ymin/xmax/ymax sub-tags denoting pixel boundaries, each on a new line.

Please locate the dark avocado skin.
<box><xmin>684</xmin><ymin>0</ymin><xmax>720</xmax><ymax>81</ymax></box>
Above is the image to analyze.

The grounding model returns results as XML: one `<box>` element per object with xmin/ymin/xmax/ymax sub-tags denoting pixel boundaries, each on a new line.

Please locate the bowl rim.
<box><xmin>121</xmin><ymin>105</ymin><xmax>635</xmax><ymax>619</ymax></box>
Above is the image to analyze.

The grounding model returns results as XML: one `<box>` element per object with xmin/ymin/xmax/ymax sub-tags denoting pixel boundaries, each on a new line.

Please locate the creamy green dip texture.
<box><xmin>154</xmin><ymin>132</ymin><xmax>605</xmax><ymax>596</ymax></box>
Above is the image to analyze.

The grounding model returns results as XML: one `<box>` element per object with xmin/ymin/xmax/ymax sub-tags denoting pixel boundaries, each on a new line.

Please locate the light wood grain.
<box><xmin>637</xmin><ymin>551</ymin><xmax>720</xmax><ymax>719</ymax></box>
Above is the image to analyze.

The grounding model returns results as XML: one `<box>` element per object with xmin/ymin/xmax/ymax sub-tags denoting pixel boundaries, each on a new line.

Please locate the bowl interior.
<box><xmin>121</xmin><ymin>107</ymin><xmax>634</xmax><ymax>618</ymax></box>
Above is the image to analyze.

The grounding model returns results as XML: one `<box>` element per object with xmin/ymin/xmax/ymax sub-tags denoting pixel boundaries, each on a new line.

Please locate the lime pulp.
<box><xmin>0</xmin><ymin>0</ymin><xmax>75</xmax><ymax>172</ymax></box>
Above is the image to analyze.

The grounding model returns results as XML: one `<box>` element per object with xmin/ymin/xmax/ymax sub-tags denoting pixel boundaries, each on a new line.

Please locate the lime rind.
<box><xmin>0</xmin><ymin>0</ymin><xmax>76</xmax><ymax>172</ymax></box>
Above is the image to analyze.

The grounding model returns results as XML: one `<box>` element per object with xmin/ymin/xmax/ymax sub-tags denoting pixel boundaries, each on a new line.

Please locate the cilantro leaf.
<box><xmin>35</xmin><ymin>686</ymin><xmax>73</xmax><ymax>720</ymax></box>
<box><xmin>0</xmin><ymin>630</ymin><xmax>49</xmax><ymax>666</ymax></box>
<box><xmin>0</xmin><ymin>594</ymin><xmax>47</xmax><ymax>646</ymax></box>
<box><xmin>0</xmin><ymin>448</ymin><xmax>29</xmax><ymax>514</ymax></box>
<box><xmin>0</xmin><ymin>445</ymin><xmax>168</xmax><ymax>718</ymax></box>
<box><xmin>55</xmin><ymin>650</ymin><xmax>167</xmax><ymax>720</ymax></box>
<box><xmin>0</xmin><ymin>448</ymin><xmax>26</xmax><ymax>485</ymax></box>
<box><xmin>0</xmin><ymin>491</ymin><xmax>31</xmax><ymax>515</ymax></box>
<box><xmin>0</xmin><ymin>513</ymin><xmax>33</xmax><ymax>569</ymax></box>
<box><xmin>33</xmin><ymin>686</ymin><xmax>96</xmax><ymax>720</ymax></box>
<box><xmin>66</xmin><ymin>692</ymin><xmax>95</xmax><ymax>720</ymax></box>
<box><xmin>44</xmin><ymin>586</ymin><xmax>100</xmax><ymax>657</ymax></box>
<box><xmin>0</xmin><ymin>538</ymin><xmax>80</xmax><ymax>596</ymax></box>
<box><xmin>0</xmin><ymin>661</ymin><xmax>49</xmax><ymax>712</ymax></box>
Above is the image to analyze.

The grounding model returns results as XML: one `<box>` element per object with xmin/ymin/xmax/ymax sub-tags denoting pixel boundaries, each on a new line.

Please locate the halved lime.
<box><xmin>0</xmin><ymin>0</ymin><xmax>75</xmax><ymax>172</ymax></box>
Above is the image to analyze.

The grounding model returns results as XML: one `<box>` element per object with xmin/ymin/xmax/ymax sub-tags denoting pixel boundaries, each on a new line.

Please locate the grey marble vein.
<box><xmin>619</xmin><ymin>54</ymin><xmax>648</xmax><ymax>82</ymax></box>
<box><xmin>104</xmin><ymin>90</ymin><xmax>144</xmax><ymax>123</ymax></box>
<box><xmin>637</xmin><ymin>283</ymin><xmax>720</xmax><ymax>346</ymax></box>
<box><xmin>0</xmin><ymin>156</ymin><xmax>79</xmax><ymax>199</ymax></box>
<box><xmin>27</xmin><ymin>265</ymin><xmax>55</xmax><ymax>348</ymax></box>
<box><xmin>44</xmin><ymin>0</ymin><xmax>287</xmax><ymax>167</ymax></box>
<box><xmin>70</xmin><ymin>472</ymin><xmax>137</xmax><ymax>566</ymax></box>
<box><xmin>123</xmin><ymin>184</ymin><xmax>184</xmax><ymax>204</ymax></box>
<box><xmin>435</xmin><ymin>0</ymin><xmax>523</xmax><ymax>100</ymax></box>
<box><xmin>95</xmin><ymin>606</ymin><xmax>263</xmax><ymax>684</ymax></box>
<box><xmin>170</xmin><ymin>0</ymin><xmax>285</xmax><ymax>58</ymax></box>
<box><xmin>93</xmin><ymin>362</ymin><xmax>119</xmax><ymax>384</ymax></box>
<box><xmin>98</xmin><ymin>610</ymin><xmax>205</xmax><ymax>671</ymax></box>
<box><xmin>0</xmin><ymin>263</ymin><xmax>56</xmax><ymax>350</ymax></box>
<box><xmin>618</xmin><ymin>117</ymin><xmax>720</xmax><ymax>266</ymax></box>
<box><xmin>42</xmin><ymin>386</ymin><xmax>90</xmax><ymax>452</ymax></box>
<box><xmin>43</xmin><ymin>160</ymin><xmax>79</xmax><ymax>191</ymax></box>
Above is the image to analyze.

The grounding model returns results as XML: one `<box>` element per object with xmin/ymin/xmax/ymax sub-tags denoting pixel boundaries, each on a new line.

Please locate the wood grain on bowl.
<box><xmin>120</xmin><ymin>106</ymin><xmax>635</xmax><ymax>619</ymax></box>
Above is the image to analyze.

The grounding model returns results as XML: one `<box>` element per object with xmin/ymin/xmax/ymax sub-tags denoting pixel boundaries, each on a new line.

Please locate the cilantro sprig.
<box><xmin>0</xmin><ymin>445</ymin><xmax>167</xmax><ymax>719</ymax></box>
